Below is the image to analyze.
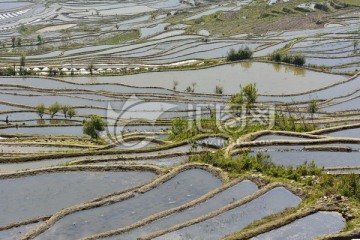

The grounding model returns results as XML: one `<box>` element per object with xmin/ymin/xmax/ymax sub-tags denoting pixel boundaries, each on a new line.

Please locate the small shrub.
<box><xmin>168</xmin><ymin>117</ymin><xmax>197</xmax><ymax>140</ymax></box>
<box><xmin>229</xmin><ymin>83</ymin><xmax>258</xmax><ymax>113</ymax></box>
<box><xmin>269</xmin><ymin>52</ymin><xmax>282</xmax><ymax>62</ymax></box>
<box><xmin>292</xmin><ymin>55</ymin><xmax>306</xmax><ymax>66</ymax></box>
<box><xmin>314</xmin><ymin>3</ymin><xmax>330</xmax><ymax>12</ymax></box>
<box><xmin>268</xmin><ymin>52</ymin><xmax>306</xmax><ymax>66</ymax></box>
<box><xmin>226</xmin><ymin>47</ymin><xmax>253</xmax><ymax>61</ymax></box>
<box><xmin>0</xmin><ymin>67</ymin><xmax>16</xmax><ymax>76</ymax></box>
<box><xmin>83</xmin><ymin>115</ymin><xmax>105</xmax><ymax>139</ymax></box>
<box><xmin>215</xmin><ymin>85</ymin><xmax>224</xmax><ymax>94</ymax></box>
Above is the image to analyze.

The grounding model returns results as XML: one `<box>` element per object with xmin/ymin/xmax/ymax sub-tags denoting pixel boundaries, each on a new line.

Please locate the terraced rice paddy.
<box><xmin>252</xmin><ymin>211</ymin><xmax>346</xmax><ymax>240</ymax></box>
<box><xmin>0</xmin><ymin>168</ymin><xmax>157</xmax><ymax>226</ymax></box>
<box><xmin>0</xmin><ymin>0</ymin><xmax>359</xmax><ymax>239</ymax></box>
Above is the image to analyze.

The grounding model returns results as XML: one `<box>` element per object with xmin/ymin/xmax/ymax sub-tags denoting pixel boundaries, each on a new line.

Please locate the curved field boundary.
<box><xmin>81</xmin><ymin>176</ymin><xmax>265</xmax><ymax>240</ymax></box>
<box><xmin>309</xmin><ymin>123</ymin><xmax>360</xmax><ymax>135</ymax></box>
<box><xmin>225</xmin><ymin>124</ymin><xmax>360</xmax><ymax>157</ymax></box>
<box><xmin>238</xmin><ymin>130</ymin><xmax>325</xmax><ymax>142</ymax></box>
<box><xmin>138</xmin><ymin>182</ymin><xmax>303</xmax><ymax>240</ymax></box>
<box><xmin>0</xmin><ymin>133</ymin><xmax>227</xmax><ymax>164</ymax></box>
<box><xmin>0</xmin><ymin>62</ymin><xmax>356</xmax><ymax>99</ymax></box>
<box><xmin>119</xmin><ymin>136</ymin><xmax>168</xmax><ymax>145</ymax></box>
<box><xmin>311</xmin><ymin>117</ymin><xmax>360</xmax><ymax>124</ymax></box>
<box><xmin>0</xmin><ymin>142</ymin><xmax>98</xmax><ymax>149</ymax></box>
<box><xmin>0</xmin><ymin>164</ymin><xmax>164</xmax><ymax>231</ymax></box>
<box><xmin>69</xmin><ymin>151</ymin><xmax>207</xmax><ymax>165</ymax></box>
<box><xmin>0</xmin><ymin>101</ymin><xmax>33</xmax><ymax>109</ymax></box>
<box><xmin>229</xmin><ymin>138</ymin><xmax>360</xmax><ymax>156</ymax></box>
<box><xmin>17</xmin><ymin>163</ymin><xmax>227</xmax><ymax>240</ymax></box>
<box><xmin>303</xmin><ymin>145</ymin><xmax>354</xmax><ymax>152</ymax></box>
<box><xmin>225</xmin><ymin>130</ymin><xmax>326</xmax><ymax>157</ymax></box>
<box><xmin>317</xmin><ymin>228</ymin><xmax>360</xmax><ymax>239</ymax></box>
<box><xmin>320</xmin><ymin>95</ymin><xmax>360</xmax><ymax>111</ymax></box>
<box><xmin>223</xmin><ymin>206</ymin><xmax>344</xmax><ymax>240</ymax></box>
<box><xmin>324</xmin><ymin>166</ymin><xmax>360</xmax><ymax>171</ymax></box>
<box><xmin>0</xmin><ymin>182</ymin><xmax>142</xmax><ymax>232</ymax></box>
<box><xmin>0</xmin><ymin>84</ymin><xmax>227</xmax><ymax>104</ymax></box>
<box><xmin>0</xmin><ymin>164</ymin><xmax>164</xmax><ymax>180</ymax></box>
<box><xmin>0</xmin><ymin>76</ymin><xmax>233</xmax><ymax>99</ymax></box>
<box><xmin>319</xmin><ymin>88</ymin><xmax>360</xmax><ymax>106</ymax></box>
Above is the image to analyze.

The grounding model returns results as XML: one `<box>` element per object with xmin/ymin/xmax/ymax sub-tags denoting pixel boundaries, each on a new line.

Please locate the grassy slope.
<box><xmin>170</xmin><ymin>0</ymin><xmax>358</xmax><ymax>36</ymax></box>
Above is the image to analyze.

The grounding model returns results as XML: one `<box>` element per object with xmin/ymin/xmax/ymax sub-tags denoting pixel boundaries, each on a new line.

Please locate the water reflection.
<box><xmin>49</xmin><ymin>119</ymin><xmax>61</xmax><ymax>125</ymax></box>
<box><xmin>36</xmin><ymin>119</ymin><xmax>45</xmax><ymax>125</ymax></box>
<box><xmin>240</xmin><ymin>61</ymin><xmax>253</xmax><ymax>70</ymax></box>
<box><xmin>273</xmin><ymin>63</ymin><xmax>282</xmax><ymax>72</ymax></box>
<box><xmin>43</xmin><ymin>62</ymin><xmax>346</xmax><ymax>95</ymax></box>
<box><xmin>293</xmin><ymin>67</ymin><xmax>305</xmax><ymax>76</ymax></box>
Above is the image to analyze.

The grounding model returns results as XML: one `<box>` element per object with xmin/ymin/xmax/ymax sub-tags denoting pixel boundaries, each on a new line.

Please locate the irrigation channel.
<box><xmin>0</xmin><ymin>0</ymin><xmax>360</xmax><ymax>239</ymax></box>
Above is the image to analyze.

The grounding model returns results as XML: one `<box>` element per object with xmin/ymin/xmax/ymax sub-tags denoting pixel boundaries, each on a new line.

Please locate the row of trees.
<box><xmin>9</xmin><ymin>35</ymin><xmax>44</xmax><ymax>48</ymax></box>
<box><xmin>226</xmin><ymin>47</ymin><xmax>253</xmax><ymax>61</ymax></box>
<box><xmin>269</xmin><ymin>52</ymin><xmax>306</xmax><ymax>66</ymax></box>
<box><xmin>11</xmin><ymin>37</ymin><xmax>22</xmax><ymax>48</ymax></box>
<box><xmin>0</xmin><ymin>56</ymin><xmax>32</xmax><ymax>76</ymax></box>
<box><xmin>35</xmin><ymin>104</ymin><xmax>105</xmax><ymax>139</ymax></box>
<box><xmin>36</xmin><ymin>103</ymin><xmax>76</xmax><ymax>119</ymax></box>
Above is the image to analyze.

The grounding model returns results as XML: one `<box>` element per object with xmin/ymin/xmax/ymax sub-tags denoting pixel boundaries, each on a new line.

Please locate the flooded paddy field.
<box><xmin>0</xmin><ymin>0</ymin><xmax>359</xmax><ymax>239</ymax></box>
<box><xmin>156</xmin><ymin>187</ymin><xmax>302</xmax><ymax>240</ymax></box>
<box><xmin>34</xmin><ymin>168</ymin><xmax>222</xmax><ymax>240</ymax></box>
<box><xmin>252</xmin><ymin>211</ymin><xmax>346</xmax><ymax>240</ymax></box>
<box><xmin>0</xmin><ymin>168</ymin><xmax>157</xmax><ymax>226</ymax></box>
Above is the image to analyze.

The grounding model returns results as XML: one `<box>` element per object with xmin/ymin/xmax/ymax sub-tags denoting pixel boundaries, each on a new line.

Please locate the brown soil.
<box><xmin>251</xmin><ymin>13</ymin><xmax>325</xmax><ymax>34</ymax></box>
<box><xmin>248</xmin><ymin>8</ymin><xmax>359</xmax><ymax>34</ymax></box>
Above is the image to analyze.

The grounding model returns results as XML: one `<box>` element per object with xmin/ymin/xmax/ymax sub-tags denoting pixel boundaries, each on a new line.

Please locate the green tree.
<box><xmin>169</xmin><ymin>117</ymin><xmax>195</xmax><ymax>140</ymax></box>
<box><xmin>307</xmin><ymin>98</ymin><xmax>319</xmax><ymax>127</ymax></box>
<box><xmin>215</xmin><ymin>85</ymin><xmax>223</xmax><ymax>94</ymax></box>
<box><xmin>37</xmin><ymin>35</ymin><xmax>43</xmax><ymax>45</ymax></box>
<box><xmin>61</xmin><ymin>105</ymin><xmax>70</xmax><ymax>118</ymax></box>
<box><xmin>230</xmin><ymin>92</ymin><xmax>244</xmax><ymax>112</ymax></box>
<box><xmin>269</xmin><ymin>52</ymin><xmax>282</xmax><ymax>62</ymax></box>
<box><xmin>226</xmin><ymin>47</ymin><xmax>253</xmax><ymax>61</ymax></box>
<box><xmin>19</xmin><ymin>55</ymin><xmax>26</xmax><ymax>75</ymax></box>
<box><xmin>83</xmin><ymin>115</ymin><xmax>105</xmax><ymax>139</ymax></box>
<box><xmin>292</xmin><ymin>55</ymin><xmax>306</xmax><ymax>66</ymax></box>
<box><xmin>268</xmin><ymin>52</ymin><xmax>305</xmax><ymax>66</ymax></box>
<box><xmin>11</xmin><ymin>36</ymin><xmax>16</xmax><ymax>48</ymax></box>
<box><xmin>191</xmin><ymin>82</ymin><xmax>196</xmax><ymax>92</ymax></box>
<box><xmin>48</xmin><ymin>102</ymin><xmax>61</xmax><ymax>118</ymax></box>
<box><xmin>242</xmin><ymin>83</ymin><xmax>258</xmax><ymax>112</ymax></box>
<box><xmin>68</xmin><ymin>107</ymin><xmax>76</xmax><ymax>119</ymax></box>
<box><xmin>87</xmin><ymin>63</ymin><xmax>94</xmax><ymax>75</ymax></box>
<box><xmin>229</xmin><ymin>83</ymin><xmax>258</xmax><ymax>113</ymax></box>
<box><xmin>36</xmin><ymin>104</ymin><xmax>46</xmax><ymax>119</ymax></box>
<box><xmin>17</xmin><ymin>37</ymin><xmax>22</xmax><ymax>47</ymax></box>
<box><xmin>354</xmin><ymin>40</ymin><xmax>359</xmax><ymax>54</ymax></box>
<box><xmin>173</xmin><ymin>80</ymin><xmax>178</xmax><ymax>91</ymax></box>
<box><xmin>226</xmin><ymin>48</ymin><xmax>237</xmax><ymax>61</ymax></box>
